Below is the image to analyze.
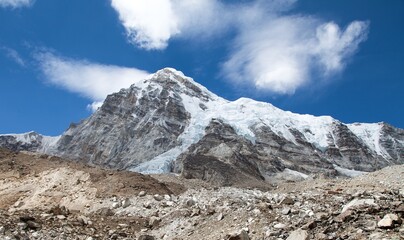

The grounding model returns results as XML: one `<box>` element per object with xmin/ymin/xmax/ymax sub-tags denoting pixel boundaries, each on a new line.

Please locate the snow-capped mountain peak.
<box><xmin>1</xmin><ymin>68</ymin><xmax>403</xmax><ymax>185</ymax></box>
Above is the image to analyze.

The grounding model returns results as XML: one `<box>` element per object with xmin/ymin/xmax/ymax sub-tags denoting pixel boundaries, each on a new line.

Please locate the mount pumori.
<box><xmin>1</xmin><ymin>68</ymin><xmax>403</xmax><ymax>185</ymax></box>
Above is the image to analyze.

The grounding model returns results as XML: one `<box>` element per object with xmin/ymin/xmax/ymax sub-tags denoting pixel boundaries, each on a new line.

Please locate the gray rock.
<box><xmin>378</xmin><ymin>214</ymin><xmax>401</xmax><ymax>229</ymax></box>
<box><xmin>122</xmin><ymin>198</ymin><xmax>131</xmax><ymax>208</ymax></box>
<box><xmin>138</xmin><ymin>235</ymin><xmax>155</xmax><ymax>240</ymax></box>
<box><xmin>335</xmin><ymin>210</ymin><xmax>353</xmax><ymax>222</ymax></box>
<box><xmin>282</xmin><ymin>207</ymin><xmax>291</xmax><ymax>215</ymax></box>
<box><xmin>56</xmin><ymin>215</ymin><xmax>66</xmax><ymax>220</ymax></box>
<box><xmin>112</xmin><ymin>202</ymin><xmax>121</xmax><ymax>209</ymax></box>
<box><xmin>286</xmin><ymin>229</ymin><xmax>309</xmax><ymax>240</ymax></box>
<box><xmin>13</xmin><ymin>201</ymin><xmax>23</xmax><ymax>208</ymax></box>
<box><xmin>274</xmin><ymin>223</ymin><xmax>286</xmax><ymax>229</ymax></box>
<box><xmin>143</xmin><ymin>202</ymin><xmax>152</xmax><ymax>209</ymax></box>
<box><xmin>185</xmin><ymin>199</ymin><xmax>196</xmax><ymax>207</ymax></box>
<box><xmin>358</xmin><ymin>220</ymin><xmax>377</xmax><ymax>231</ymax></box>
<box><xmin>153</xmin><ymin>195</ymin><xmax>163</xmax><ymax>201</ymax></box>
<box><xmin>149</xmin><ymin>216</ymin><xmax>161</xmax><ymax>227</ymax></box>
<box><xmin>77</xmin><ymin>215</ymin><xmax>90</xmax><ymax>225</ymax></box>
<box><xmin>227</xmin><ymin>230</ymin><xmax>250</xmax><ymax>240</ymax></box>
<box><xmin>26</xmin><ymin>220</ymin><xmax>41</xmax><ymax>230</ymax></box>
<box><xmin>280</xmin><ymin>197</ymin><xmax>294</xmax><ymax>205</ymax></box>
<box><xmin>341</xmin><ymin>198</ymin><xmax>376</xmax><ymax>213</ymax></box>
<box><xmin>138</xmin><ymin>191</ymin><xmax>146</xmax><ymax>197</ymax></box>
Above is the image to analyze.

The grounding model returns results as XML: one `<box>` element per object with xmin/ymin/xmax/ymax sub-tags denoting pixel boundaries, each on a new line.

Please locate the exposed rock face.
<box><xmin>174</xmin><ymin>119</ymin><xmax>265</xmax><ymax>186</ymax></box>
<box><xmin>52</xmin><ymin>70</ymin><xmax>201</xmax><ymax>170</ymax></box>
<box><xmin>1</xmin><ymin>68</ymin><xmax>404</xmax><ymax>185</ymax></box>
<box><xmin>0</xmin><ymin>132</ymin><xmax>59</xmax><ymax>153</ymax></box>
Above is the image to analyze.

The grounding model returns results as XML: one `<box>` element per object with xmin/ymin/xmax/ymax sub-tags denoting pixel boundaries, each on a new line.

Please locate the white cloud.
<box><xmin>222</xmin><ymin>13</ymin><xmax>369</xmax><ymax>94</ymax></box>
<box><xmin>36</xmin><ymin>52</ymin><xmax>150</xmax><ymax>111</ymax></box>
<box><xmin>110</xmin><ymin>0</ymin><xmax>235</xmax><ymax>50</ymax></box>
<box><xmin>111</xmin><ymin>0</ymin><xmax>180</xmax><ymax>50</ymax></box>
<box><xmin>1</xmin><ymin>47</ymin><xmax>25</xmax><ymax>67</ymax></box>
<box><xmin>315</xmin><ymin>21</ymin><xmax>369</xmax><ymax>74</ymax></box>
<box><xmin>0</xmin><ymin>0</ymin><xmax>33</xmax><ymax>8</ymax></box>
<box><xmin>110</xmin><ymin>0</ymin><xmax>369</xmax><ymax>94</ymax></box>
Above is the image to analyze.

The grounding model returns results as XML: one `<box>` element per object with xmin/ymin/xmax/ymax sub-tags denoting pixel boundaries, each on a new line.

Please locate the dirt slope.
<box><xmin>0</xmin><ymin>148</ymin><xmax>403</xmax><ymax>240</ymax></box>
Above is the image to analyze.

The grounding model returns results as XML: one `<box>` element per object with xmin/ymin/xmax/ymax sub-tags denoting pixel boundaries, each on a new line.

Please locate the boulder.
<box><xmin>286</xmin><ymin>229</ymin><xmax>309</xmax><ymax>240</ymax></box>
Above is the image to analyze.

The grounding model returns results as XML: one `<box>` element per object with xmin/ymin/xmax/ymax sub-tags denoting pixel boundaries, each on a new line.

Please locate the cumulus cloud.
<box><xmin>111</xmin><ymin>0</ymin><xmax>236</xmax><ymax>50</ymax></box>
<box><xmin>111</xmin><ymin>0</ymin><xmax>180</xmax><ymax>50</ymax></box>
<box><xmin>35</xmin><ymin>52</ymin><xmax>150</xmax><ymax>111</ymax></box>
<box><xmin>0</xmin><ymin>0</ymin><xmax>33</xmax><ymax>8</ymax></box>
<box><xmin>223</xmin><ymin>17</ymin><xmax>369</xmax><ymax>94</ymax></box>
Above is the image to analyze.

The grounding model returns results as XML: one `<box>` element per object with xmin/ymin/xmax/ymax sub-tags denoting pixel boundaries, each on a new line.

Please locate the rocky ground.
<box><xmin>0</xmin><ymin>148</ymin><xmax>403</xmax><ymax>240</ymax></box>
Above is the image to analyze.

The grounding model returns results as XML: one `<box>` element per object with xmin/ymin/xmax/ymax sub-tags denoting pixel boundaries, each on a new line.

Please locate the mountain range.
<box><xmin>1</xmin><ymin>68</ymin><xmax>403</xmax><ymax>185</ymax></box>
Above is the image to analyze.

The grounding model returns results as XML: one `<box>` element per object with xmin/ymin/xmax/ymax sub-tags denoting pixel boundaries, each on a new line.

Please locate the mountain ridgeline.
<box><xmin>1</xmin><ymin>68</ymin><xmax>403</xmax><ymax>185</ymax></box>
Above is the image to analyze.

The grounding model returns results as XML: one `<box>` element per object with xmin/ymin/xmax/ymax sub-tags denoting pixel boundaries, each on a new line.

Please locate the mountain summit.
<box><xmin>1</xmin><ymin>68</ymin><xmax>403</xmax><ymax>185</ymax></box>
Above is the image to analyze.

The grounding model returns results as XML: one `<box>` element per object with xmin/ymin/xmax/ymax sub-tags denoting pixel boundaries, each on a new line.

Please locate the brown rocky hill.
<box><xmin>0</xmin><ymin>148</ymin><xmax>403</xmax><ymax>239</ymax></box>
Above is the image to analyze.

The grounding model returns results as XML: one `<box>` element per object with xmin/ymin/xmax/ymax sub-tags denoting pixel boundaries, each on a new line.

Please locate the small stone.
<box><xmin>185</xmin><ymin>199</ymin><xmax>196</xmax><ymax>207</ymax></box>
<box><xmin>112</xmin><ymin>202</ymin><xmax>121</xmax><ymax>209</ymax></box>
<box><xmin>50</xmin><ymin>205</ymin><xmax>69</xmax><ymax>216</ymax></box>
<box><xmin>13</xmin><ymin>201</ymin><xmax>23</xmax><ymax>208</ymax></box>
<box><xmin>143</xmin><ymin>202</ymin><xmax>152</xmax><ymax>209</ymax></box>
<box><xmin>302</xmin><ymin>220</ymin><xmax>316</xmax><ymax>230</ymax></box>
<box><xmin>0</xmin><ymin>225</ymin><xmax>5</xmax><ymax>234</ymax></box>
<box><xmin>282</xmin><ymin>207</ymin><xmax>291</xmax><ymax>215</ymax></box>
<box><xmin>395</xmin><ymin>203</ymin><xmax>404</xmax><ymax>213</ymax></box>
<box><xmin>335</xmin><ymin>210</ymin><xmax>353</xmax><ymax>222</ymax></box>
<box><xmin>252</xmin><ymin>208</ymin><xmax>261</xmax><ymax>216</ymax></box>
<box><xmin>280</xmin><ymin>196</ymin><xmax>294</xmax><ymax>205</ymax></box>
<box><xmin>286</xmin><ymin>229</ymin><xmax>309</xmax><ymax>240</ymax></box>
<box><xmin>138</xmin><ymin>191</ymin><xmax>146</xmax><ymax>197</ymax></box>
<box><xmin>378</xmin><ymin>214</ymin><xmax>401</xmax><ymax>229</ymax></box>
<box><xmin>217</xmin><ymin>213</ymin><xmax>224</xmax><ymax>221</ymax></box>
<box><xmin>315</xmin><ymin>212</ymin><xmax>328</xmax><ymax>221</ymax></box>
<box><xmin>191</xmin><ymin>208</ymin><xmax>200</xmax><ymax>217</ymax></box>
<box><xmin>274</xmin><ymin>223</ymin><xmax>286</xmax><ymax>229</ymax></box>
<box><xmin>161</xmin><ymin>200</ymin><xmax>174</xmax><ymax>207</ymax></box>
<box><xmin>138</xmin><ymin>235</ymin><xmax>155</xmax><ymax>240</ymax></box>
<box><xmin>359</xmin><ymin>220</ymin><xmax>377</xmax><ymax>231</ymax></box>
<box><xmin>164</xmin><ymin>194</ymin><xmax>171</xmax><ymax>201</ymax></box>
<box><xmin>40</xmin><ymin>213</ymin><xmax>52</xmax><ymax>218</ymax></box>
<box><xmin>26</xmin><ymin>220</ymin><xmax>41</xmax><ymax>230</ymax></box>
<box><xmin>122</xmin><ymin>198</ymin><xmax>131</xmax><ymax>208</ymax></box>
<box><xmin>77</xmin><ymin>215</ymin><xmax>90</xmax><ymax>225</ymax></box>
<box><xmin>153</xmin><ymin>194</ymin><xmax>163</xmax><ymax>201</ymax></box>
<box><xmin>315</xmin><ymin>233</ymin><xmax>327</xmax><ymax>239</ymax></box>
<box><xmin>31</xmin><ymin>232</ymin><xmax>40</xmax><ymax>238</ymax></box>
<box><xmin>227</xmin><ymin>230</ymin><xmax>250</xmax><ymax>240</ymax></box>
<box><xmin>56</xmin><ymin>215</ymin><xmax>66</xmax><ymax>220</ymax></box>
<box><xmin>17</xmin><ymin>222</ymin><xmax>27</xmax><ymax>230</ymax></box>
<box><xmin>19</xmin><ymin>216</ymin><xmax>35</xmax><ymax>222</ymax></box>
<box><xmin>341</xmin><ymin>198</ymin><xmax>376</xmax><ymax>213</ymax></box>
<box><xmin>98</xmin><ymin>207</ymin><xmax>114</xmax><ymax>216</ymax></box>
<box><xmin>149</xmin><ymin>216</ymin><xmax>161</xmax><ymax>227</ymax></box>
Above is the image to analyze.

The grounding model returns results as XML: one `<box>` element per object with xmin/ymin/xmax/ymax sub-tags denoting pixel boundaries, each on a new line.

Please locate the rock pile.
<box><xmin>0</xmin><ymin>149</ymin><xmax>403</xmax><ymax>239</ymax></box>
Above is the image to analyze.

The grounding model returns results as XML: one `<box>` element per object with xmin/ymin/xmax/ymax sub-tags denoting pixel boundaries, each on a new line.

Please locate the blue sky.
<box><xmin>0</xmin><ymin>0</ymin><xmax>403</xmax><ymax>136</ymax></box>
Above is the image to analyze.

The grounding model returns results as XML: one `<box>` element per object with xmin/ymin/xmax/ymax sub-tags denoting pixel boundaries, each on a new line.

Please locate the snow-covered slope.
<box><xmin>0</xmin><ymin>131</ymin><xmax>60</xmax><ymax>153</ymax></box>
<box><xmin>1</xmin><ymin>68</ymin><xmax>403</xmax><ymax>185</ymax></box>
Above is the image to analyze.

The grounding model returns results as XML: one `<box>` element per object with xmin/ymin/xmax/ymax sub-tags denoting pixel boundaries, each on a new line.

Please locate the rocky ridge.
<box><xmin>1</xmin><ymin>68</ymin><xmax>404</xmax><ymax>185</ymax></box>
